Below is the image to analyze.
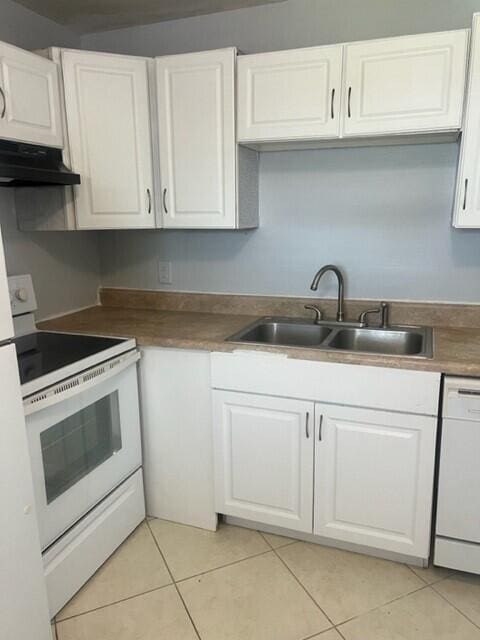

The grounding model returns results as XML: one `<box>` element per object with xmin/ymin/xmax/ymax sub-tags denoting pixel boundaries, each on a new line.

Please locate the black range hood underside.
<box><xmin>0</xmin><ymin>139</ymin><xmax>81</xmax><ymax>187</ymax></box>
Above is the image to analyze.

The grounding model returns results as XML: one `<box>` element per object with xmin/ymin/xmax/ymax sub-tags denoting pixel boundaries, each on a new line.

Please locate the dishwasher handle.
<box><xmin>458</xmin><ymin>389</ymin><xmax>480</xmax><ymax>397</ymax></box>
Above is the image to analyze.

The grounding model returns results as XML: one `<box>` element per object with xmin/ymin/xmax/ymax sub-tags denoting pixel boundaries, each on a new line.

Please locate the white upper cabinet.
<box><xmin>314</xmin><ymin>404</ymin><xmax>437</xmax><ymax>557</ymax></box>
<box><xmin>213</xmin><ymin>391</ymin><xmax>315</xmax><ymax>533</ymax></box>
<box><xmin>0</xmin><ymin>40</ymin><xmax>62</xmax><ymax>147</ymax></box>
<box><xmin>62</xmin><ymin>50</ymin><xmax>155</xmax><ymax>230</ymax></box>
<box><xmin>343</xmin><ymin>30</ymin><xmax>469</xmax><ymax>137</ymax></box>
<box><xmin>237</xmin><ymin>45</ymin><xmax>343</xmax><ymax>143</ymax></box>
<box><xmin>454</xmin><ymin>14</ymin><xmax>480</xmax><ymax>228</ymax></box>
<box><xmin>156</xmin><ymin>48</ymin><xmax>258</xmax><ymax>229</ymax></box>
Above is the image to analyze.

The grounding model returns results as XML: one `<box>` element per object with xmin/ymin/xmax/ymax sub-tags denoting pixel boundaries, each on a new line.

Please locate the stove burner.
<box><xmin>14</xmin><ymin>332</ymin><xmax>126</xmax><ymax>385</ymax></box>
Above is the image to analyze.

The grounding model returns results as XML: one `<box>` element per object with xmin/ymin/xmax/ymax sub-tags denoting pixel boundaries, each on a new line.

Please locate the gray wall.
<box><xmin>0</xmin><ymin>0</ymin><xmax>100</xmax><ymax>319</ymax></box>
<box><xmin>84</xmin><ymin>0</ymin><xmax>480</xmax><ymax>303</ymax></box>
<box><xmin>82</xmin><ymin>0</ymin><xmax>480</xmax><ymax>56</ymax></box>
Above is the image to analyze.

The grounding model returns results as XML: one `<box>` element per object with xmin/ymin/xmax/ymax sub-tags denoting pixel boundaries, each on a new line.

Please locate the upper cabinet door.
<box><xmin>454</xmin><ymin>16</ymin><xmax>480</xmax><ymax>228</ymax></box>
<box><xmin>314</xmin><ymin>403</ymin><xmax>437</xmax><ymax>558</ymax></box>
<box><xmin>62</xmin><ymin>50</ymin><xmax>155</xmax><ymax>230</ymax></box>
<box><xmin>0</xmin><ymin>41</ymin><xmax>62</xmax><ymax>147</ymax></box>
<box><xmin>237</xmin><ymin>45</ymin><xmax>343</xmax><ymax>142</ymax></box>
<box><xmin>156</xmin><ymin>48</ymin><xmax>238</xmax><ymax>229</ymax></box>
<box><xmin>343</xmin><ymin>30</ymin><xmax>469</xmax><ymax>137</ymax></box>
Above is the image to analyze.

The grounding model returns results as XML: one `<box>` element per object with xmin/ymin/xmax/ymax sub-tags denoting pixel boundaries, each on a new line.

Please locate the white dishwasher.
<box><xmin>435</xmin><ymin>377</ymin><xmax>480</xmax><ymax>574</ymax></box>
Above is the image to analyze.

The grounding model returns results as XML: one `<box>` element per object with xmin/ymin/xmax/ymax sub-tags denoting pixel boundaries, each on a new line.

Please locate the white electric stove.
<box><xmin>9</xmin><ymin>275</ymin><xmax>146</xmax><ymax>618</ymax></box>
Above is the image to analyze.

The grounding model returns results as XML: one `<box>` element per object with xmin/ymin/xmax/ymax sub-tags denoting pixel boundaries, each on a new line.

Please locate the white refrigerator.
<box><xmin>0</xmin><ymin>225</ymin><xmax>52</xmax><ymax>639</ymax></box>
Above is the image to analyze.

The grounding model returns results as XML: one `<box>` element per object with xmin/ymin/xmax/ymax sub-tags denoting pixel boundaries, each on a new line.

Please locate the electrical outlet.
<box><xmin>158</xmin><ymin>260</ymin><xmax>172</xmax><ymax>284</ymax></box>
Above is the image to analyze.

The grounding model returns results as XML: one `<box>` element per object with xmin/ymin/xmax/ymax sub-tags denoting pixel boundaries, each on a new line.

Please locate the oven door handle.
<box><xmin>23</xmin><ymin>349</ymin><xmax>141</xmax><ymax>416</ymax></box>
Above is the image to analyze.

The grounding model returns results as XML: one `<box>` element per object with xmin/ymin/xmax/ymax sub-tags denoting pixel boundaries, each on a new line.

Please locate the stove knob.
<box><xmin>15</xmin><ymin>288</ymin><xmax>28</xmax><ymax>302</ymax></box>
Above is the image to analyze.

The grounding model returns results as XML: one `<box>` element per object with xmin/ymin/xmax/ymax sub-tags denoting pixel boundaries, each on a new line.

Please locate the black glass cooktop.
<box><xmin>14</xmin><ymin>331</ymin><xmax>126</xmax><ymax>385</ymax></box>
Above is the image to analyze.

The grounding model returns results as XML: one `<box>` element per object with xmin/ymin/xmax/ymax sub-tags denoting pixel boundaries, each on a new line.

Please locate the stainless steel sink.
<box><xmin>227</xmin><ymin>317</ymin><xmax>433</xmax><ymax>358</ymax></box>
<box><xmin>327</xmin><ymin>327</ymin><xmax>429</xmax><ymax>356</ymax></box>
<box><xmin>229</xmin><ymin>318</ymin><xmax>332</xmax><ymax>348</ymax></box>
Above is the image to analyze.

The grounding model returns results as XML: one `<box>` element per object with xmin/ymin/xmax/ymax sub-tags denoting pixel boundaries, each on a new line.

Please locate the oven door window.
<box><xmin>40</xmin><ymin>391</ymin><xmax>122</xmax><ymax>504</ymax></box>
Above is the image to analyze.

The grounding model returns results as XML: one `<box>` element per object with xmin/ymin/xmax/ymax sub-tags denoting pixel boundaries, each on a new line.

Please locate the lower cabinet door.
<box><xmin>213</xmin><ymin>391</ymin><xmax>314</xmax><ymax>533</ymax></box>
<box><xmin>314</xmin><ymin>403</ymin><xmax>437</xmax><ymax>558</ymax></box>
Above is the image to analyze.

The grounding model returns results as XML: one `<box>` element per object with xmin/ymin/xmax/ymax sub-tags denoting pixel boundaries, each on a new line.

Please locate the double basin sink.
<box><xmin>227</xmin><ymin>317</ymin><xmax>433</xmax><ymax>358</ymax></box>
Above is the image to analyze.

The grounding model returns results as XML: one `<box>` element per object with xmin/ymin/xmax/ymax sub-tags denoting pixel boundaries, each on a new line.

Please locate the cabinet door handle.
<box><xmin>147</xmin><ymin>188</ymin><xmax>152</xmax><ymax>214</ymax></box>
<box><xmin>162</xmin><ymin>188</ymin><xmax>168</xmax><ymax>214</ymax></box>
<box><xmin>330</xmin><ymin>88</ymin><xmax>335</xmax><ymax>119</ymax></box>
<box><xmin>463</xmin><ymin>178</ymin><xmax>468</xmax><ymax>211</ymax></box>
<box><xmin>305</xmin><ymin>412</ymin><xmax>310</xmax><ymax>439</ymax></box>
<box><xmin>0</xmin><ymin>87</ymin><xmax>6</xmax><ymax>119</ymax></box>
<box><xmin>318</xmin><ymin>415</ymin><xmax>323</xmax><ymax>441</ymax></box>
<box><xmin>347</xmin><ymin>87</ymin><xmax>352</xmax><ymax>118</ymax></box>
<box><xmin>458</xmin><ymin>388</ymin><xmax>480</xmax><ymax>396</ymax></box>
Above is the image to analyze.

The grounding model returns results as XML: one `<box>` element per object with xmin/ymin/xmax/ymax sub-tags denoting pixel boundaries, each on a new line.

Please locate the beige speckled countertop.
<box><xmin>39</xmin><ymin>299</ymin><xmax>480</xmax><ymax>377</ymax></box>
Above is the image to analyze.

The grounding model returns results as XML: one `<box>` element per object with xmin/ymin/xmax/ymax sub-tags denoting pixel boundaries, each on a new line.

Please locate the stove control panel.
<box><xmin>8</xmin><ymin>274</ymin><xmax>37</xmax><ymax>317</ymax></box>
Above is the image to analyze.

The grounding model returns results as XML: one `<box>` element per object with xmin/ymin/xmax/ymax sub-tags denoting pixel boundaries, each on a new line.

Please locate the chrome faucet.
<box><xmin>310</xmin><ymin>265</ymin><xmax>345</xmax><ymax>322</ymax></box>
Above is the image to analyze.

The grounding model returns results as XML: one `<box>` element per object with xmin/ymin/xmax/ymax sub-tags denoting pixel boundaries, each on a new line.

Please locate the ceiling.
<box><xmin>12</xmin><ymin>0</ymin><xmax>286</xmax><ymax>33</ymax></box>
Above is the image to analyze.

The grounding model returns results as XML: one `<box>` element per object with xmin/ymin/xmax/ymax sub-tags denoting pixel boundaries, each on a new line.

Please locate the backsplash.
<box><xmin>0</xmin><ymin>191</ymin><xmax>101</xmax><ymax>319</ymax></box>
<box><xmin>98</xmin><ymin>143</ymin><xmax>480</xmax><ymax>304</ymax></box>
<box><xmin>99</xmin><ymin>288</ymin><xmax>480</xmax><ymax>329</ymax></box>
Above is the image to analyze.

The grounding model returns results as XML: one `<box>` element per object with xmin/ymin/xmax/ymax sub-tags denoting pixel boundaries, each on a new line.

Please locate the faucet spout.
<box><xmin>310</xmin><ymin>264</ymin><xmax>345</xmax><ymax>322</ymax></box>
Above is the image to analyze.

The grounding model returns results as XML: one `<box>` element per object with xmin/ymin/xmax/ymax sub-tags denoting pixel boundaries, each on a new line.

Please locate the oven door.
<box><xmin>24</xmin><ymin>350</ymin><xmax>142</xmax><ymax>550</ymax></box>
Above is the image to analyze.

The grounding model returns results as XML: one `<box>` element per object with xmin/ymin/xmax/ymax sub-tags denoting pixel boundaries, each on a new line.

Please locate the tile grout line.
<box><xmin>267</xmin><ymin>533</ymin><xmax>441</xmax><ymax>634</ymax></box>
<box><xmin>57</xmin><ymin>518</ymin><xmax>475</xmax><ymax>639</ymax></box>
<box><xmin>56</xmin><ymin>521</ymin><xmax>272</xmax><ymax>628</ymax></box>
<box><xmin>300</xmin><ymin>630</ymin><xmax>336</xmax><ymax>640</ymax></box>
<box><xmin>403</xmin><ymin>562</ymin><xmax>453</xmax><ymax>587</ymax></box>
<box><xmin>173</xmin><ymin>549</ymin><xmax>275</xmax><ymax>585</ymax></box>
<box><xmin>55</xmin><ymin>583</ymin><xmax>173</xmax><ymax>624</ymax></box>
<box><xmin>258</xmin><ymin>532</ymin><xmax>338</xmax><ymax>640</ymax></box>
<box><xmin>146</xmin><ymin>518</ymin><xmax>203</xmax><ymax>640</ymax></box>
<box><xmin>404</xmin><ymin>562</ymin><xmax>432</xmax><ymax>585</ymax></box>
<box><xmin>259</xmin><ymin>532</ymin><xmax>336</xmax><ymax>630</ymax></box>
<box><xmin>431</xmin><ymin>581</ymin><xmax>480</xmax><ymax>631</ymax></box>
<box><xmin>335</xmin><ymin>583</ymin><xmax>432</xmax><ymax>629</ymax></box>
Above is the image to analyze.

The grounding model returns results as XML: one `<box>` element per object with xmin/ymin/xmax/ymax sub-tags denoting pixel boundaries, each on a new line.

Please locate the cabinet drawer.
<box><xmin>211</xmin><ymin>352</ymin><xmax>440</xmax><ymax>415</ymax></box>
<box><xmin>43</xmin><ymin>470</ymin><xmax>145</xmax><ymax>618</ymax></box>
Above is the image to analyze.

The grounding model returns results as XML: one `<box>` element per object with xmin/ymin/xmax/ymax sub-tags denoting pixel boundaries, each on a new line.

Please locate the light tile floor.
<box><xmin>54</xmin><ymin>518</ymin><xmax>480</xmax><ymax>640</ymax></box>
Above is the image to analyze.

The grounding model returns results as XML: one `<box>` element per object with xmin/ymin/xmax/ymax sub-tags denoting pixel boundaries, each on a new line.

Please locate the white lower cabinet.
<box><xmin>139</xmin><ymin>347</ymin><xmax>217</xmax><ymax>531</ymax></box>
<box><xmin>314</xmin><ymin>404</ymin><xmax>437</xmax><ymax>558</ymax></box>
<box><xmin>211</xmin><ymin>354</ymin><xmax>439</xmax><ymax>560</ymax></box>
<box><xmin>213</xmin><ymin>391</ymin><xmax>315</xmax><ymax>532</ymax></box>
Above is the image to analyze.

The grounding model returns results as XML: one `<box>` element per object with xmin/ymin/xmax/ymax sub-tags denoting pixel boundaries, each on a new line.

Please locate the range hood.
<box><xmin>0</xmin><ymin>139</ymin><xmax>81</xmax><ymax>187</ymax></box>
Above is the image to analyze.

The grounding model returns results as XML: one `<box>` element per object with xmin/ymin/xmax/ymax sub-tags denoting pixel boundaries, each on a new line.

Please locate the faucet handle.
<box><xmin>358</xmin><ymin>307</ymin><xmax>381</xmax><ymax>327</ymax></box>
<box><xmin>304</xmin><ymin>304</ymin><xmax>323</xmax><ymax>324</ymax></box>
<box><xmin>380</xmin><ymin>302</ymin><xmax>389</xmax><ymax>328</ymax></box>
